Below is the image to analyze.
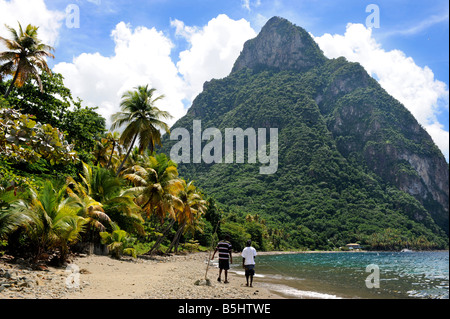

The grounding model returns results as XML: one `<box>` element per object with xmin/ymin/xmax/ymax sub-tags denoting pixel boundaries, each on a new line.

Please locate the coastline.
<box><xmin>1</xmin><ymin>252</ymin><xmax>281</xmax><ymax>299</ymax></box>
<box><xmin>2</xmin><ymin>250</ymin><xmax>447</xmax><ymax>299</ymax></box>
<box><xmin>0</xmin><ymin>250</ymin><xmax>347</xmax><ymax>300</ymax></box>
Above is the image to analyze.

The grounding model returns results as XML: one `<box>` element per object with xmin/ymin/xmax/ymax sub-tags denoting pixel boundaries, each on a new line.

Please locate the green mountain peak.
<box><xmin>162</xmin><ymin>17</ymin><xmax>449</xmax><ymax>250</ymax></box>
<box><xmin>231</xmin><ymin>16</ymin><xmax>327</xmax><ymax>74</ymax></box>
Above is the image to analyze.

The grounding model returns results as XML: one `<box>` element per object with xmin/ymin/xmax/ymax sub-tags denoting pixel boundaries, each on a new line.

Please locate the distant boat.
<box><xmin>401</xmin><ymin>249</ymin><xmax>413</xmax><ymax>253</ymax></box>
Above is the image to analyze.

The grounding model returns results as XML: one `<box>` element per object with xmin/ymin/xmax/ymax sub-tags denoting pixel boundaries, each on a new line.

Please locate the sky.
<box><xmin>0</xmin><ymin>0</ymin><xmax>449</xmax><ymax>160</ymax></box>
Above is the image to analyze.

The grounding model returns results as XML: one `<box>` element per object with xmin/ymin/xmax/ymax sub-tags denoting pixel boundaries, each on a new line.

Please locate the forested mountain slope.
<box><xmin>161</xmin><ymin>17</ymin><xmax>449</xmax><ymax>250</ymax></box>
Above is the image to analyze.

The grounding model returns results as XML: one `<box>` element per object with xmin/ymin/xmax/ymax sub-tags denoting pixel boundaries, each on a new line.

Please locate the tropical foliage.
<box><xmin>2</xmin><ymin>180</ymin><xmax>86</xmax><ymax>263</ymax></box>
<box><xmin>100</xmin><ymin>223</ymin><xmax>137</xmax><ymax>259</ymax></box>
<box><xmin>111</xmin><ymin>85</ymin><xmax>172</xmax><ymax>176</ymax></box>
<box><xmin>1</xmin><ymin>21</ymin><xmax>447</xmax><ymax>267</ymax></box>
<box><xmin>0</xmin><ymin>26</ymin><xmax>213</xmax><ymax>261</ymax></box>
<box><xmin>0</xmin><ymin>108</ymin><xmax>78</xmax><ymax>166</ymax></box>
<box><xmin>0</xmin><ymin>22</ymin><xmax>54</xmax><ymax>98</ymax></box>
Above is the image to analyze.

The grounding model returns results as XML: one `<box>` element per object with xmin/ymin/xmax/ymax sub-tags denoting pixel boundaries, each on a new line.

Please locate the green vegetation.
<box><xmin>1</xmin><ymin>19</ymin><xmax>448</xmax><ymax>267</ymax></box>
<box><xmin>100</xmin><ymin>223</ymin><xmax>137</xmax><ymax>259</ymax></box>
<box><xmin>0</xmin><ymin>25</ymin><xmax>223</xmax><ymax>263</ymax></box>
<box><xmin>0</xmin><ymin>22</ymin><xmax>55</xmax><ymax>98</ymax></box>
<box><xmin>0</xmin><ymin>75</ymin><xmax>220</xmax><ymax>263</ymax></box>
<box><xmin>111</xmin><ymin>85</ymin><xmax>172</xmax><ymax>176</ymax></box>
<box><xmin>162</xmin><ymin>59</ymin><xmax>449</xmax><ymax>251</ymax></box>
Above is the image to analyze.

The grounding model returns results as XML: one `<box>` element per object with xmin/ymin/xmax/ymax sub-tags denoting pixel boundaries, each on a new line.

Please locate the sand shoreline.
<box><xmin>2</xmin><ymin>249</ymin><xmax>416</xmax><ymax>299</ymax></box>
<box><xmin>1</xmin><ymin>252</ymin><xmax>283</xmax><ymax>299</ymax></box>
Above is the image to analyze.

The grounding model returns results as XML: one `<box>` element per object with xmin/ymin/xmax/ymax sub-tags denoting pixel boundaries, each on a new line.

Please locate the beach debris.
<box><xmin>194</xmin><ymin>278</ymin><xmax>211</xmax><ymax>286</ymax></box>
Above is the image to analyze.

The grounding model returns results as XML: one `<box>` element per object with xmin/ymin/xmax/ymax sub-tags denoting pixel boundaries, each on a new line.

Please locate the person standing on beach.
<box><xmin>211</xmin><ymin>235</ymin><xmax>233</xmax><ymax>283</ymax></box>
<box><xmin>242</xmin><ymin>240</ymin><xmax>257</xmax><ymax>287</ymax></box>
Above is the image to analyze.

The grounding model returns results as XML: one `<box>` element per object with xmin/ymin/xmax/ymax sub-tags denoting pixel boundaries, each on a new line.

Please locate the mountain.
<box><xmin>161</xmin><ymin>17</ymin><xmax>449</xmax><ymax>250</ymax></box>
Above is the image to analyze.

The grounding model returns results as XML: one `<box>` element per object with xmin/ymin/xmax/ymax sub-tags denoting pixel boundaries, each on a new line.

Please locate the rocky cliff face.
<box><xmin>234</xmin><ymin>17</ymin><xmax>449</xmax><ymax>234</ymax></box>
<box><xmin>231</xmin><ymin>16</ymin><xmax>327</xmax><ymax>74</ymax></box>
<box><xmin>320</xmin><ymin>60</ymin><xmax>449</xmax><ymax>233</ymax></box>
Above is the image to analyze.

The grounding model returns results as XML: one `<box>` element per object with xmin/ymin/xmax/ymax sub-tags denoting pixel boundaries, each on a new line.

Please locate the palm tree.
<box><xmin>119</xmin><ymin>146</ymin><xmax>149</xmax><ymax>176</ymax></box>
<box><xmin>99</xmin><ymin>223</ymin><xmax>137</xmax><ymax>259</ymax></box>
<box><xmin>92</xmin><ymin>137</ymin><xmax>112</xmax><ymax>168</ymax></box>
<box><xmin>166</xmin><ymin>180</ymin><xmax>207</xmax><ymax>253</ymax></box>
<box><xmin>111</xmin><ymin>85</ymin><xmax>172</xmax><ymax>176</ymax></box>
<box><xmin>67</xmin><ymin>162</ymin><xmax>144</xmax><ymax>234</ymax></box>
<box><xmin>124</xmin><ymin>154</ymin><xmax>183</xmax><ymax>219</ymax></box>
<box><xmin>66</xmin><ymin>178</ymin><xmax>110</xmax><ymax>233</ymax></box>
<box><xmin>1</xmin><ymin>185</ymin><xmax>29</xmax><ymax>233</ymax></box>
<box><xmin>124</xmin><ymin>153</ymin><xmax>183</xmax><ymax>254</ymax></box>
<box><xmin>0</xmin><ymin>22</ymin><xmax>55</xmax><ymax>98</ymax></box>
<box><xmin>5</xmin><ymin>180</ymin><xmax>85</xmax><ymax>263</ymax></box>
<box><xmin>0</xmin><ymin>190</ymin><xmax>30</xmax><ymax>240</ymax></box>
<box><xmin>106</xmin><ymin>131</ymin><xmax>121</xmax><ymax>169</ymax></box>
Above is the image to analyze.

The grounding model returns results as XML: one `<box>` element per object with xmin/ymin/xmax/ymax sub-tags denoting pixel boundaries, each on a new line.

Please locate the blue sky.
<box><xmin>0</xmin><ymin>0</ymin><xmax>449</xmax><ymax>159</ymax></box>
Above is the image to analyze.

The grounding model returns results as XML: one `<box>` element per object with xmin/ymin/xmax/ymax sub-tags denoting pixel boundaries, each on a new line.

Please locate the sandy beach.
<box><xmin>0</xmin><ymin>252</ymin><xmax>281</xmax><ymax>299</ymax></box>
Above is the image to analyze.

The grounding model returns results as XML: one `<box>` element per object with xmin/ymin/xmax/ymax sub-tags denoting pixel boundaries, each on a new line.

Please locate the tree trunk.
<box><xmin>166</xmin><ymin>222</ymin><xmax>186</xmax><ymax>254</ymax></box>
<box><xmin>106</xmin><ymin>142</ymin><xmax>116</xmax><ymax>169</ymax></box>
<box><xmin>147</xmin><ymin>219</ymin><xmax>176</xmax><ymax>254</ymax></box>
<box><xmin>4</xmin><ymin>68</ymin><xmax>20</xmax><ymax>98</ymax></box>
<box><xmin>173</xmin><ymin>223</ymin><xmax>187</xmax><ymax>253</ymax></box>
<box><xmin>116</xmin><ymin>134</ymin><xmax>137</xmax><ymax>176</ymax></box>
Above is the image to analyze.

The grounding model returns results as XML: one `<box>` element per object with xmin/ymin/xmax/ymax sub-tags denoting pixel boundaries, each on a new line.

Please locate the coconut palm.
<box><xmin>0</xmin><ymin>186</ymin><xmax>30</xmax><ymax>238</ymax></box>
<box><xmin>111</xmin><ymin>85</ymin><xmax>172</xmax><ymax>176</ymax></box>
<box><xmin>66</xmin><ymin>179</ymin><xmax>110</xmax><ymax>233</ymax></box>
<box><xmin>166</xmin><ymin>180</ymin><xmax>208</xmax><ymax>253</ymax></box>
<box><xmin>120</xmin><ymin>146</ymin><xmax>149</xmax><ymax>176</ymax></box>
<box><xmin>100</xmin><ymin>223</ymin><xmax>137</xmax><ymax>259</ymax></box>
<box><xmin>5</xmin><ymin>180</ymin><xmax>85</xmax><ymax>262</ymax></box>
<box><xmin>124</xmin><ymin>153</ymin><xmax>183</xmax><ymax>254</ymax></box>
<box><xmin>0</xmin><ymin>22</ymin><xmax>55</xmax><ymax>98</ymax></box>
<box><xmin>92</xmin><ymin>132</ymin><xmax>123</xmax><ymax>169</ymax></box>
<box><xmin>106</xmin><ymin>131</ymin><xmax>121</xmax><ymax>169</ymax></box>
<box><xmin>92</xmin><ymin>137</ymin><xmax>112</xmax><ymax>168</ymax></box>
<box><xmin>67</xmin><ymin>162</ymin><xmax>144</xmax><ymax>234</ymax></box>
<box><xmin>124</xmin><ymin>153</ymin><xmax>183</xmax><ymax>220</ymax></box>
<box><xmin>0</xmin><ymin>191</ymin><xmax>29</xmax><ymax>240</ymax></box>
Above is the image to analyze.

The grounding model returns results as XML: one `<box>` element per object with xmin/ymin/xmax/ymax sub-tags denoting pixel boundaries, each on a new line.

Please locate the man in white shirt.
<box><xmin>241</xmin><ymin>240</ymin><xmax>257</xmax><ymax>287</ymax></box>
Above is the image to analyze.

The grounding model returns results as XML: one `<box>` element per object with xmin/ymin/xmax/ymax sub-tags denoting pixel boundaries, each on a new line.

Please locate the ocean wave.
<box><xmin>232</xmin><ymin>270</ymin><xmax>266</xmax><ymax>278</ymax></box>
<box><xmin>231</xmin><ymin>269</ymin><xmax>304</xmax><ymax>281</ymax></box>
<box><xmin>264</xmin><ymin>283</ymin><xmax>342</xmax><ymax>299</ymax></box>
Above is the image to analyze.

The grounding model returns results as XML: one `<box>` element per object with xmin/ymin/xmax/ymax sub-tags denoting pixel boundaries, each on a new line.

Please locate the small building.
<box><xmin>346</xmin><ymin>243</ymin><xmax>361</xmax><ymax>250</ymax></box>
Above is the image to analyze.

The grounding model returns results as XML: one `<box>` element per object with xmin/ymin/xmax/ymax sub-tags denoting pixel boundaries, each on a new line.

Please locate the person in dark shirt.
<box><xmin>211</xmin><ymin>235</ymin><xmax>233</xmax><ymax>283</ymax></box>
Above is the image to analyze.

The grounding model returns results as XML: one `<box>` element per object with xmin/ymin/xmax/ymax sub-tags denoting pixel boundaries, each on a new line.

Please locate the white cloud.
<box><xmin>54</xmin><ymin>15</ymin><xmax>257</xmax><ymax>130</ymax></box>
<box><xmin>170</xmin><ymin>19</ymin><xmax>198</xmax><ymax>39</ymax></box>
<box><xmin>242</xmin><ymin>0</ymin><xmax>261</xmax><ymax>11</ymax></box>
<box><xmin>174</xmin><ymin>14</ymin><xmax>257</xmax><ymax>101</ymax></box>
<box><xmin>54</xmin><ymin>22</ymin><xmax>186</xmax><ymax>128</ymax></box>
<box><xmin>314</xmin><ymin>23</ymin><xmax>449</xmax><ymax>160</ymax></box>
<box><xmin>86</xmin><ymin>0</ymin><xmax>101</xmax><ymax>5</ymax></box>
<box><xmin>425</xmin><ymin>122</ymin><xmax>450</xmax><ymax>158</ymax></box>
<box><xmin>0</xmin><ymin>0</ymin><xmax>65</xmax><ymax>48</ymax></box>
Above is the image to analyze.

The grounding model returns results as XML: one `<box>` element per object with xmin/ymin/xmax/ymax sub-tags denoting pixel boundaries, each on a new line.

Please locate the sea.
<box><xmin>229</xmin><ymin>251</ymin><xmax>449</xmax><ymax>299</ymax></box>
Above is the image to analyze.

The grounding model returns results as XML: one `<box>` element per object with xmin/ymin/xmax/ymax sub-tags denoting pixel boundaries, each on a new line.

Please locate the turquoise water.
<box><xmin>230</xmin><ymin>251</ymin><xmax>449</xmax><ymax>299</ymax></box>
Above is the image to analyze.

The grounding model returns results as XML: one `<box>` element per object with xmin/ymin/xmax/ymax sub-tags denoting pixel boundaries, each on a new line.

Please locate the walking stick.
<box><xmin>204</xmin><ymin>219</ymin><xmax>221</xmax><ymax>280</ymax></box>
